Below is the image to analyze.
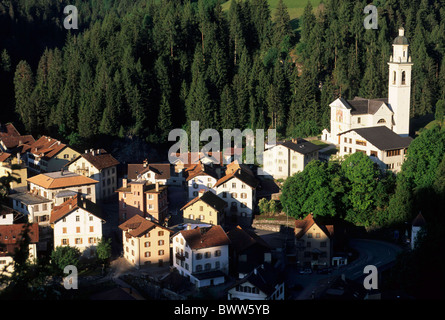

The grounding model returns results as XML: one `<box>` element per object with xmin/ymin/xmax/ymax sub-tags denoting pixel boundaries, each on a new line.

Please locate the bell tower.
<box><xmin>388</xmin><ymin>27</ymin><xmax>413</xmax><ymax>137</ymax></box>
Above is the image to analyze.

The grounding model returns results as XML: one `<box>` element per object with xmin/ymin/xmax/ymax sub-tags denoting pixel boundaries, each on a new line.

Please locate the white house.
<box><xmin>65</xmin><ymin>149</ymin><xmax>119</xmax><ymax>201</ymax></box>
<box><xmin>26</xmin><ymin>170</ymin><xmax>98</xmax><ymax>205</ymax></box>
<box><xmin>50</xmin><ymin>194</ymin><xmax>105</xmax><ymax>257</ymax></box>
<box><xmin>185</xmin><ymin>163</ymin><xmax>220</xmax><ymax>200</ymax></box>
<box><xmin>0</xmin><ymin>222</ymin><xmax>39</xmax><ymax>275</ymax></box>
<box><xmin>172</xmin><ymin>225</ymin><xmax>231</xmax><ymax>288</ymax></box>
<box><xmin>213</xmin><ymin>168</ymin><xmax>259</xmax><ymax>225</ymax></box>
<box><xmin>323</xmin><ymin>27</ymin><xmax>413</xmax><ymax>144</ymax></box>
<box><xmin>337</xmin><ymin>126</ymin><xmax>412</xmax><ymax>173</ymax></box>
<box><xmin>7</xmin><ymin>186</ymin><xmax>53</xmax><ymax>226</ymax></box>
<box><xmin>227</xmin><ymin>263</ymin><xmax>285</xmax><ymax>300</ymax></box>
<box><xmin>262</xmin><ymin>139</ymin><xmax>321</xmax><ymax>180</ymax></box>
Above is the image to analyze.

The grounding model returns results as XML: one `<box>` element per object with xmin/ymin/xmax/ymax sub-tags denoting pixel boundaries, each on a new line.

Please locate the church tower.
<box><xmin>388</xmin><ymin>27</ymin><xmax>413</xmax><ymax>137</ymax></box>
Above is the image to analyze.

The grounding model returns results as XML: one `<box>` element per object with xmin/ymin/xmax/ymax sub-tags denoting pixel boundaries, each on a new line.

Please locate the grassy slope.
<box><xmin>221</xmin><ymin>0</ymin><xmax>322</xmax><ymax>22</ymax></box>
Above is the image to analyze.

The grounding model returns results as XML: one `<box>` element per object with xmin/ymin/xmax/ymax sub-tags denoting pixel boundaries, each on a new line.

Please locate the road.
<box><xmin>291</xmin><ymin>238</ymin><xmax>404</xmax><ymax>299</ymax></box>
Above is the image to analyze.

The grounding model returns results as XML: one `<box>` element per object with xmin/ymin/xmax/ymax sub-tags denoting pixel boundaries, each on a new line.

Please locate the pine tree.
<box><xmin>14</xmin><ymin>60</ymin><xmax>35</xmax><ymax>133</ymax></box>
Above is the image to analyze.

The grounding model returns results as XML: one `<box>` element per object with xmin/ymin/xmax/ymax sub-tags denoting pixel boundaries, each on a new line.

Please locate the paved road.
<box><xmin>292</xmin><ymin>238</ymin><xmax>404</xmax><ymax>299</ymax></box>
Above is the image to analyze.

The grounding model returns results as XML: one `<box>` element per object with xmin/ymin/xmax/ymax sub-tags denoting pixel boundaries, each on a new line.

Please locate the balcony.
<box><xmin>175</xmin><ymin>252</ymin><xmax>185</xmax><ymax>261</ymax></box>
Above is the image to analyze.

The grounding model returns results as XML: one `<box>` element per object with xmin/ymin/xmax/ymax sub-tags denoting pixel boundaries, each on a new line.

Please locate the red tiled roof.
<box><xmin>27</xmin><ymin>171</ymin><xmax>98</xmax><ymax>189</ymax></box>
<box><xmin>0</xmin><ymin>135</ymin><xmax>35</xmax><ymax>150</ymax></box>
<box><xmin>0</xmin><ymin>152</ymin><xmax>12</xmax><ymax>162</ymax></box>
<box><xmin>226</xmin><ymin>225</ymin><xmax>271</xmax><ymax>252</ymax></box>
<box><xmin>118</xmin><ymin>214</ymin><xmax>171</xmax><ymax>237</ymax></box>
<box><xmin>0</xmin><ymin>123</ymin><xmax>20</xmax><ymax>137</ymax></box>
<box><xmin>0</xmin><ymin>223</ymin><xmax>39</xmax><ymax>256</ymax></box>
<box><xmin>24</xmin><ymin>136</ymin><xmax>68</xmax><ymax>159</ymax></box>
<box><xmin>294</xmin><ymin>213</ymin><xmax>334</xmax><ymax>239</ymax></box>
<box><xmin>50</xmin><ymin>194</ymin><xmax>104</xmax><ymax>223</ymax></box>
<box><xmin>180</xmin><ymin>225</ymin><xmax>230</xmax><ymax>250</ymax></box>
<box><xmin>213</xmin><ymin>168</ymin><xmax>259</xmax><ymax>189</ymax></box>
<box><xmin>68</xmin><ymin>149</ymin><xmax>119</xmax><ymax>171</ymax></box>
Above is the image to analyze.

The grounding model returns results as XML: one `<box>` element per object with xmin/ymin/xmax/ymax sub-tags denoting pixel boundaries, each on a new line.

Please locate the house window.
<box><xmin>196</xmin><ymin>265</ymin><xmax>202</xmax><ymax>272</ymax></box>
<box><xmin>387</xmin><ymin>149</ymin><xmax>401</xmax><ymax>157</ymax></box>
<box><xmin>320</xmin><ymin>241</ymin><xmax>327</xmax><ymax>248</ymax></box>
<box><xmin>356</xmin><ymin>140</ymin><xmax>367</xmax><ymax>146</ymax></box>
<box><xmin>158</xmin><ymin>250</ymin><xmax>164</xmax><ymax>256</ymax></box>
<box><xmin>204</xmin><ymin>263</ymin><xmax>211</xmax><ymax>270</ymax></box>
<box><xmin>402</xmin><ymin>71</ymin><xmax>406</xmax><ymax>85</ymax></box>
<box><xmin>89</xmin><ymin>216</ymin><xmax>93</xmax><ymax>221</ymax></box>
<box><xmin>231</xmin><ymin>193</ymin><xmax>237</xmax><ymax>198</ymax></box>
<box><xmin>196</xmin><ymin>253</ymin><xmax>202</xmax><ymax>260</ymax></box>
<box><xmin>145</xmin><ymin>252</ymin><xmax>151</xmax><ymax>257</ymax></box>
<box><xmin>158</xmin><ymin>231</ymin><xmax>164</xmax><ymax>236</ymax></box>
<box><xmin>158</xmin><ymin>240</ymin><xmax>164</xmax><ymax>246</ymax></box>
<box><xmin>316</xmin><ymin>233</ymin><xmax>320</xmax><ymax>238</ymax></box>
<box><xmin>145</xmin><ymin>242</ymin><xmax>150</xmax><ymax>247</ymax></box>
<box><xmin>370</xmin><ymin>151</ymin><xmax>378</xmax><ymax>157</ymax></box>
<box><xmin>344</xmin><ymin>137</ymin><xmax>347</xmax><ymax>143</ymax></box>
<box><xmin>89</xmin><ymin>226</ymin><xmax>94</xmax><ymax>232</ymax></box>
<box><xmin>377</xmin><ymin>118</ymin><xmax>386</xmax><ymax>124</ymax></box>
<box><xmin>307</xmin><ymin>233</ymin><xmax>312</xmax><ymax>238</ymax></box>
<box><xmin>357</xmin><ymin>117</ymin><xmax>361</xmax><ymax>124</ymax></box>
<box><xmin>76</xmin><ymin>227</ymin><xmax>80</xmax><ymax>233</ymax></box>
<box><xmin>75</xmin><ymin>238</ymin><xmax>82</xmax><ymax>244</ymax></box>
<box><xmin>62</xmin><ymin>239</ymin><xmax>68</xmax><ymax>245</ymax></box>
<box><xmin>62</xmin><ymin>227</ymin><xmax>67</xmax><ymax>234</ymax></box>
<box><xmin>205</xmin><ymin>252</ymin><xmax>211</xmax><ymax>259</ymax></box>
<box><xmin>393</xmin><ymin>71</ymin><xmax>396</xmax><ymax>84</ymax></box>
<box><xmin>215</xmin><ymin>261</ymin><xmax>220</xmax><ymax>269</ymax></box>
<box><xmin>199</xmin><ymin>206</ymin><xmax>203</xmax><ymax>211</ymax></box>
<box><xmin>232</xmin><ymin>183</ymin><xmax>236</xmax><ymax>188</ymax></box>
<box><xmin>222</xmin><ymin>192</ymin><xmax>227</xmax><ymax>198</ymax></box>
<box><xmin>89</xmin><ymin>237</ymin><xmax>95</xmax><ymax>244</ymax></box>
<box><xmin>215</xmin><ymin>250</ymin><xmax>221</xmax><ymax>257</ymax></box>
<box><xmin>76</xmin><ymin>216</ymin><xmax>80</xmax><ymax>222</ymax></box>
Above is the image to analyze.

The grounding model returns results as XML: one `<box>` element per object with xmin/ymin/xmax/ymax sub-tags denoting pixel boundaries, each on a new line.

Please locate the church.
<box><xmin>322</xmin><ymin>28</ymin><xmax>413</xmax><ymax>173</ymax></box>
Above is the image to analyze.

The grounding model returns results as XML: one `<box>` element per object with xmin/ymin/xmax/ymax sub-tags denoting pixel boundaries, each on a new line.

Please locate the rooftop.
<box><xmin>27</xmin><ymin>171</ymin><xmax>98</xmax><ymax>189</ymax></box>
<box><xmin>179</xmin><ymin>225</ymin><xmax>231</xmax><ymax>250</ymax></box>
<box><xmin>339</xmin><ymin>126</ymin><xmax>413</xmax><ymax>150</ymax></box>
<box><xmin>50</xmin><ymin>194</ymin><xmax>104</xmax><ymax>224</ymax></box>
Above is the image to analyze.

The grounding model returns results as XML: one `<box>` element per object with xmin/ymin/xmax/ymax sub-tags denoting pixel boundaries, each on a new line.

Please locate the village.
<box><xmin>0</xmin><ymin>27</ymin><xmax>429</xmax><ymax>301</ymax></box>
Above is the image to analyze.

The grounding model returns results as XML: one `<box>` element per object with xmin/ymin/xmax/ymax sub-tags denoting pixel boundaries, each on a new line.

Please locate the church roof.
<box><xmin>393</xmin><ymin>27</ymin><xmax>409</xmax><ymax>45</ymax></box>
<box><xmin>340</xmin><ymin>97</ymin><xmax>389</xmax><ymax>115</ymax></box>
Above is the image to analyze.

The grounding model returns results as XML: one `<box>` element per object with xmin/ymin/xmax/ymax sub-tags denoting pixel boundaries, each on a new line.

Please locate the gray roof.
<box><xmin>8</xmin><ymin>187</ymin><xmax>52</xmax><ymax>205</ymax></box>
<box><xmin>340</xmin><ymin>126</ymin><xmax>412</xmax><ymax>150</ymax></box>
<box><xmin>340</xmin><ymin>97</ymin><xmax>389</xmax><ymax>115</ymax></box>
<box><xmin>393</xmin><ymin>35</ymin><xmax>409</xmax><ymax>45</ymax></box>
<box><xmin>279</xmin><ymin>139</ymin><xmax>322</xmax><ymax>155</ymax></box>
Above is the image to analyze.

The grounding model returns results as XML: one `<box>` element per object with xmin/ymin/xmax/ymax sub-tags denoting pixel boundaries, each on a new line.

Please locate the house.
<box><xmin>185</xmin><ymin>162</ymin><xmax>220</xmax><ymax>200</ymax></box>
<box><xmin>180</xmin><ymin>190</ymin><xmax>227</xmax><ymax>226</ymax></box>
<box><xmin>226</xmin><ymin>225</ymin><xmax>272</xmax><ymax>277</ymax></box>
<box><xmin>337</xmin><ymin>126</ymin><xmax>412</xmax><ymax>172</ymax></box>
<box><xmin>26</xmin><ymin>170</ymin><xmax>98</xmax><ymax>205</ymax></box>
<box><xmin>8</xmin><ymin>186</ymin><xmax>53</xmax><ymax>226</ymax></box>
<box><xmin>65</xmin><ymin>149</ymin><xmax>120</xmax><ymax>201</ymax></box>
<box><xmin>213</xmin><ymin>168</ymin><xmax>259</xmax><ymax>225</ymax></box>
<box><xmin>116</xmin><ymin>180</ymin><xmax>168</xmax><ymax>224</ymax></box>
<box><xmin>411</xmin><ymin>212</ymin><xmax>426</xmax><ymax>250</ymax></box>
<box><xmin>50</xmin><ymin>195</ymin><xmax>105</xmax><ymax>257</ymax></box>
<box><xmin>323</xmin><ymin>27</ymin><xmax>413</xmax><ymax>143</ymax></box>
<box><xmin>294</xmin><ymin>213</ymin><xmax>334</xmax><ymax>270</ymax></box>
<box><xmin>0</xmin><ymin>151</ymin><xmax>27</xmax><ymax>189</ymax></box>
<box><xmin>0</xmin><ymin>123</ymin><xmax>21</xmax><ymax>138</ymax></box>
<box><xmin>127</xmin><ymin>161</ymin><xmax>184</xmax><ymax>187</ymax></box>
<box><xmin>22</xmin><ymin>136</ymin><xmax>80</xmax><ymax>173</ymax></box>
<box><xmin>0</xmin><ymin>123</ymin><xmax>35</xmax><ymax>156</ymax></box>
<box><xmin>118</xmin><ymin>214</ymin><xmax>172</xmax><ymax>268</ymax></box>
<box><xmin>172</xmin><ymin>225</ymin><xmax>231</xmax><ymax>288</ymax></box>
<box><xmin>262</xmin><ymin>138</ymin><xmax>321</xmax><ymax>179</ymax></box>
<box><xmin>227</xmin><ymin>263</ymin><xmax>285</xmax><ymax>300</ymax></box>
<box><xmin>0</xmin><ymin>222</ymin><xmax>39</xmax><ymax>275</ymax></box>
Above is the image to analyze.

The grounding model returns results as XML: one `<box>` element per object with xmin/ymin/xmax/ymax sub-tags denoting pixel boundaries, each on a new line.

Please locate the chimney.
<box><xmin>186</xmin><ymin>223</ymin><xmax>191</xmax><ymax>230</ymax></box>
<box><xmin>399</xmin><ymin>27</ymin><xmax>405</xmax><ymax>37</ymax></box>
<box><xmin>143</xmin><ymin>159</ymin><xmax>148</xmax><ymax>168</ymax></box>
<box><xmin>92</xmin><ymin>150</ymin><xmax>95</xmax><ymax>156</ymax></box>
<box><xmin>155</xmin><ymin>181</ymin><xmax>159</xmax><ymax>192</ymax></box>
<box><xmin>97</xmin><ymin>149</ymin><xmax>101</xmax><ymax>155</ymax></box>
<box><xmin>61</xmin><ymin>168</ymin><xmax>64</xmax><ymax>176</ymax></box>
<box><xmin>85</xmin><ymin>150</ymin><xmax>88</xmax><ymax>154</ymax></box>
<box><xmin>122</xmin><ymin>178</ymin><xmax>128</xmax><ymax>188</ymax></box>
